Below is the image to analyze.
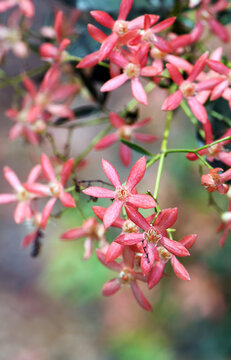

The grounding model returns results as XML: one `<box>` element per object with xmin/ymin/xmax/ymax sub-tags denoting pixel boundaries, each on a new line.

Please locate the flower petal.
<box><xmin>127</xmin><ymin>194</ymin><xmax>156</xmax><ymax>209</ymax></box>
<box><xmin>161</xmin><ymin>90</ymin><xmax>183</xmax><ymax>111</ymax></box>
<box><xmin>102</xmin><ymin>279</ymin><xmax>121</xmax><ymax>296</ymax></box>
<box><xmin>131</xmin><ymin>280</ymin><xmax>152</xmax><ymax>311</ymax></box>
<box><xmin>41</xmin><ymin>198</ymin><xmax>57</xmax><ymax>229</ymax></box>
<box><xmin>61</xmin><ymin>227</ymin><xmax>87</xmax><ymax>240</ymax></box>
<box><xmin>103</xmin><ymin>200</ymin><xmax>124</xmax><ymax>228</ymax></box>
<box><xmin>60</xmin><ymin>158</ymin><xmax>74</xmax><ymax>186</ymax></box>
<box><xmin>4</xmin><ymin>166</ymin><xmax>22</xmax><ymax>191</ymax></box>
<box><xmin>109</xmin><ymin>112</ymin><xmax>125</xmax><ymax>128</ymax></box>
<box><xmin>131</xmin><ymin>78</ymin><xmax>147</xmax><ymax>105</ymax></box>
<box><xmin>120</xmin><ymin>143</ymin><xmax>131</xmax><ymax>167</ymax></box>
<box><xmin>148</xmin><ymin>261</ymin><xmax>165</xmax><ymax>289</ymax></box>
<box><xmin>95</xmin><ymin>133</ymin><xmax>118</xmax><ymax>150</ymax></box>
<box><xmin>160</xmin><ymin>237</ymin><xmax>190</xmax><ymax>257</ymax></box>
<box><xmin>171</xmin><ymin>256</ymin><xmax>190</xmax><ymax>280</ymax></box>
<box><xmin>102</xmin><ymin>159</ymin><xmax>121</xmax><ymax>188</ymax></box>
<box><xmin>101</xmin><ymin>73</ymin><xmax>128</xmax><ymax>92</ymax></box>
<box><xmin>41</xmin><ymin>153</ymin><xmax>56</xmax><ymax>182</ymax></box>
<box><xmin>187</xmin><ymin>97</ymin><xmax>208</xmax><ymax>124</ymax></box>
<box><xmin>125</xmin><ymin>205</ymin><xmax>150</xmax><ymax>231</ymax></box>
<box><xmin>82</xmin><ymin>186</ymin><xmax>115</xmax><ymax>198</ymax></box>
<box><xmin>106</xmin><ymin>242</ymin><xmax>124</xmax><ymax>262</ymax></box>
<box><xmin>126</xmin><ymin>156</ymin><xmax>146</xmax><ymax>191</ymax></box>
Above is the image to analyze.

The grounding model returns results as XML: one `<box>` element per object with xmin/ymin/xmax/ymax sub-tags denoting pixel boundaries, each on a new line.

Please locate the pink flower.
<box><xmin>82</xmin><ymin>156</ymin><xmax>156</xmax><ymax>229</ymax></box>
<box><xmin>0</xmin><ymin>0</ymin><xmax>34</xmax><ymax>18</ymax></box>
<box><xmin>162</xmin><ymin>52</ymin><xmax>222</xmax><ymax>124</ymax></box>
<box><xmin>6</xmin><ymin>103</ymin><xmax>50</xmax><ymax>145</ymax></box>
<box><xmin>61</xmin><ymin>217</ymin><xmax>107</xmax><ymax>260</ymax></box>
<box><xmin>201</xmin><ymin>167</ymin><xmax>231</xmax><ymax>194</ymax></box>
<box><xmin>0</xmin><ymin>19</ymin><xmax>28</xmax><ymax>62</ymax></box>
<box><xmin>97</xmin><ymin>246</ymin><xmax>152</xmax><ymax>311</ymax></box>
<box><xmin>40</xmin><ymin>11</ymin><xmax>72</xmax><ymax>63</ymax></box>
<box><xmin>0</xmin><ymin>164</ymin><xmax>41</xmax><ymax>223</ymax></box>
<box><xmin>101</xmin><ymin>44</ymin><xmax>159</xmax><ymax>104</ymax></box>
<box><xmin>22</xmin><ymin>66</ymin><xmax>78</xmax><ymax>119</ymax></box>
<box><xmin>206</xmin><ymin>59</ymin><xmax>231</xmax><ymax>107</ymax></box>
<box><xmin>94</xmin><ymin>112</ymin><xmax>157</xmax><ymax>166</ymax></box>
<box><xmin>24</xmin><ymin>154</ymin><xmax>76</xmax><ymax>229</ymax></box>
<box><xmin>116</xmin><ymin>206</ymin><xmax>189</xmax><ymax>275</ymax></box>
<box><xmin>186</xmin><ymin>128</ymin><xmax>231</xmax><ymax>167</ymax></box>
<box><xmin>148</xmin><ymin>234</ymin><xmax>197</xmax><ymax>289</ymax></box>
<box><xmin>197</xmin><ymin>0</ymin><xmax>229</xmax><ymax>42</ymax></box>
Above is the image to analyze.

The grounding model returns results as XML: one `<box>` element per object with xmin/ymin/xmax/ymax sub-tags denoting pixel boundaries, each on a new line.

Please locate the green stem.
<box><xmin>0</xmin><ymin>64</ymin><xmax>49</xmax><ymax>90</ymax></box>
<box><xmin>74</xmin><ymin>124</ymin><xmax>112</xmax><ymax>167</ymax></box>
<box><xmin>153</xmin><ymin>111</ymin><xmax>173</xmax><ymax>204</ymax></box>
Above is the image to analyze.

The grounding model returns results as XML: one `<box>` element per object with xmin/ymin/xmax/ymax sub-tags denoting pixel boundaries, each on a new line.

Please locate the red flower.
<box><xmin>24</xmin><ymin>154</ymin><xmax>76</xmax><ymax>229</ymax></box>
<box><xmin>61</xmin><ymin>217</ymin><xmax>107</xmax><ymax>260</ymax></box>
<box><xmin>116</xmin><ymin>206</ymin><xmax>189</xmax><ymax>275</ymax></box>
<box><xmin>89</xmin><ymin>0</ymin><xmax>159</xmax><ymax>61</ymax></box>
<box><xmin>93</xmin><ymin>205</ymin><xmax>155</xmax><ymax>263</ymax></box>
<box><xmin>201</xmin><ymin>167</ymin><xmax>231</xmax><ymax>194</ymax></box>
<box><xmin>94</xmin><ymin>112</ymin><xmax>157</xmax><ymax>166</ymax></box>
<box><xmin>82</xmin><ymin>156</ymin><xmax>156</xmax><ymax>229</ymax></box>
<box><xmin>148</xmin><ymin>234</ymin><xmax>197</xmax><ymax>289</ymax></box>
<box><xmin>0</xmin><ymin>164</ymin><xmax>41</xmax><ymax>223</ymax></box>
<box><xmin>97</xmin><ymin>246</ymin><xmax>152</xmax><ymax>311</ymax></box>
<box><xmin>186</xmin><ymin>128</ymin><xmax>231</xmax><ymax>167</ymax></box>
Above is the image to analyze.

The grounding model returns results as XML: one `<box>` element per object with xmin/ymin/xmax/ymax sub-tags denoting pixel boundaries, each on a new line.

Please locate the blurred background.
<box><xmin>0</xmin><ymin>0</ymin><xmax>231</xmax><ymax>359</ymax></box>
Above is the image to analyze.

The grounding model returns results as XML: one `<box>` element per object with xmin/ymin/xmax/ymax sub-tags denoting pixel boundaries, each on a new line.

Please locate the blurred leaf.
<box><xmin>53</xmin><ymin>105</ymin><xmax>100</xmax><ymax>126</ymax></box>
<box><xmin>121</xmin><ymin>139</ymin><xmax>153</xmax><ymax>157</ymax></box>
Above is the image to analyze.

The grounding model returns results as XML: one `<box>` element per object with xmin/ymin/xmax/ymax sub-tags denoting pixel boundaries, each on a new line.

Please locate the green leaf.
<box><xmin>120</xmin><ymin>139</ymin><xmax>153</xmax><ymax>156</ymax></box>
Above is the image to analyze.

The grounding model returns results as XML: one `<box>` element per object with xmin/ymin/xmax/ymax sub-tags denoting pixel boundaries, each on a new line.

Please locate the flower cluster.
<box><xmin>0</xmin><ymin>0</ymin><xmax>231</xmax><ymax>312</ymax></box>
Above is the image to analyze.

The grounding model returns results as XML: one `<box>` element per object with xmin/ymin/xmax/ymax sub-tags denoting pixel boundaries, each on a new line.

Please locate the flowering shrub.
<box><xmin>0</xmin><ymin>0</ymin><xmax>231</xmax><ymax>312</ymax></box>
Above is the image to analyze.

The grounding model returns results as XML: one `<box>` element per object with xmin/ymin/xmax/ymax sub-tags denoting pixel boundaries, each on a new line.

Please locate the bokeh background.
<box><xmin>0</xmin><ymin>0</ymin><xmax>231</xmax><ymax>359</ymax></box>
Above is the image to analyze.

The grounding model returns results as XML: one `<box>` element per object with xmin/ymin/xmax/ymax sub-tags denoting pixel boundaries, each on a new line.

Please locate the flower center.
<box><xmin>207</xmin><ymin>144</ymin><xmax>221</xmax><ymax>157</ymax></box>
<box><xmin>31</xmin><ymin>119</ymin><xmax>46</xmax><ymax>133</ymax></box>
<box><xmin>122</xmin><ymin>220</ymin><xmax>139</xmax><ymax>233</ymax></box>
<box><xmin>124</xmin><ymin>63</ymin><xmax>140</xmax><ymax>78</ymax></box>
<box><xmin>158</xmin><ymin>246</ymin><xmax>172</xmax><ymax>260</ymax></box>
<box><xmin>221</xmin><ymin>211</ymin><xmax>231</xmax><ymax>223</ymax></box>
<box><xmin>119</xmin><ymin>126</ymin><xmax>132</xmax><ymax>140</ymax></box>
<box><xmin>150</xmin><ymin>46</ymin><xmax>166</xmax><ymax>60</ymax></box>
<box><xmin>113</xmin><ymin>20</ymin><xmax>128</xmax><ymax>36</ymax></box>
<box><xmin>180</xmin><ymin>81</ymin><xmax>196</xmax><ymax>98</ymax></box>
<box><xmin>143</xmin><ymin>226</ymin><xmax>162</xmax><ymax>243</ymax></box>
<box><xmin>115</xmin><ymin>185</ymin><xmax>130</xmax><ymax>201</ymax></box>
<box><xmin>227</xmin><ymin>70</ymin><xmax>231</xmax><ymax>84</ymax></box>
<box><xmin>200</xmin><ymin>10</ymin><xmax>211</xmax><ymax>21</ymax></box>
<box><xmin>118</xmin><ymin>267</ymin><xmax>135</xmax><ymax>284</ymax></box>
<box><xmin>16</xmin><ymin>187</ymin><xmax>30</xmax><ymax>202</ymax></box>
<box><xmin>49</xmin><ymin>182</ymin><xmax>61</xmax><ymax>197</ymax></box>
<box><xmin>142</xmin><ymin>30</ymin><xmax>157</xmax><ymax>43</ymax></box>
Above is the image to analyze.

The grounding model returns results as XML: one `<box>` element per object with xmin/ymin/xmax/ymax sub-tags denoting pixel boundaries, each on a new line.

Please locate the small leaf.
<box><xmin>53</xmin><ymin>105</ymin><xmax>100</xmax><ymax>126</ymax></box>
<box><xmin>120</xmin><ymin>139</ymin><xmax>153</xmax><ymax>156</ymax></box>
